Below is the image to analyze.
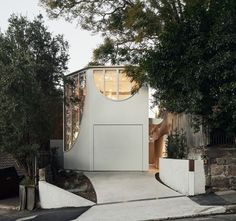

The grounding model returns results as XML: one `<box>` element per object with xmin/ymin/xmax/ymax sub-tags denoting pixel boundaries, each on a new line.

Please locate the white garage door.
<box><xmin>93</xmin><ymin>124</ymin><xmax>143</xmax><ymax>171</ymax></box>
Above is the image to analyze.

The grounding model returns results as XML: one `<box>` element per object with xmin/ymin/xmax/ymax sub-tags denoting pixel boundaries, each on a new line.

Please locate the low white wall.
<box><xmin>159</xmin><ymin>158</ymin><xmax>205</xmax><ymax>196</ymax></box>
<box><xmin>39</xmin><ymin>181</ymin><xmax>95</xmax><ymax>209</ymax></box>
<box><xmin>194</xmin><ymin>160</ymin><xmax>206</xmax><ymax>195</ymax></box>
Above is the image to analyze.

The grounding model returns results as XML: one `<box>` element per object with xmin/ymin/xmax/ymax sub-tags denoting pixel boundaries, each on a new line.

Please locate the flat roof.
<box><xmin>66</xmin><ymin>65</ymin><xmax>126</xmax><ymax>77</ymax></box>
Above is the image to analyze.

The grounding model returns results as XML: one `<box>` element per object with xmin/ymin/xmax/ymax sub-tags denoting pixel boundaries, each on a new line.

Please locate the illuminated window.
<box><xmin>105</xmin><ymin>70</ymin><xmax>118</xmax><ymax>100</ymax></box>
<box><xmin>64</xmin><ymin>73</ymin><xmax>86</xmax><ymax>151</ymax></box>
<box><xmin>93</xmin><ymin>69</ymin><xmax>138</xmax><ymax>101</ymax></box>
<box><xmin>118</xmin><ymin>70</ymin><xmax>137</xmax><ymax>100</ymax></box>
<box><xmin>93</xmin><ymin>70</ymin><xmax>104</xmax><ymax>94</ymax></box>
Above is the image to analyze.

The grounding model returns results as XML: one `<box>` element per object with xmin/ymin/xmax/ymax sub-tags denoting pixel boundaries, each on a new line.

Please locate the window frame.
<box><xmin>64</xmin><ymin>72</ymin><xmax>86</xmax><ymax>152</ymax></box>
<box><xmin>93</xmin><ymin>68</ymin><xmax>138</xmax><ymax>101</ymax></box>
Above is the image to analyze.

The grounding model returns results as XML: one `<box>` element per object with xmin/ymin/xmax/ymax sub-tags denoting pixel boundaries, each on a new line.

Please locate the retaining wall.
<box><xmin>159</xmin><ymin>158</ymin><xmax>205</xmax><ymax>196</ymax></box>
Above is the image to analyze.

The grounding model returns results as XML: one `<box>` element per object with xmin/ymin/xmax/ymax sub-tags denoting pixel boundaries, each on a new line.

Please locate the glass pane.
<box><xmin>104</xmin><ymin>70</ymin><xmax>117</xmax><ymax>100</ymax></box>
<box><xmin>93</xmin><ymin>70</ymin><xmax>104</xmax><ymax>94</ymax></box>
<box><xmin>118</xmin><ymin>70</ymin><xmax>135</xmax><ymax>100</ymax></box>
<box><xmin>72</xmin><ymin>76</ymin><xmax>79</xmax><ymax>145</ymax></box>
<box><xmin>65</xmin><ymin>83</ymin><xmax>72</xmax><ymax>151</ymax></box>
<box><xmin>93</xmin><ymin>68</ymin><xmax>138</xmax><ymax>101</ymax></box>
<box><xmin>64</xmin><ymin>73</ymin><xmax>86</xmax><ymax>152</ymax></box>
<box><xmin>78</xmin><ymin>74</ymin><xmax>86</xmax><ymax>126</ymax></box>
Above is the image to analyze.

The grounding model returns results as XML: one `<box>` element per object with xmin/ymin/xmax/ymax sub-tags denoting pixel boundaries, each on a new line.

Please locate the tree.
<box><xmin>41</xmin><ymin>0</ymin><xmax>236</xmax><ymax>136</ymax></box>
<box><xmin>0</xmin><ymin>14</ymin><xmax>69</xmax><ymax>178</ymax></box>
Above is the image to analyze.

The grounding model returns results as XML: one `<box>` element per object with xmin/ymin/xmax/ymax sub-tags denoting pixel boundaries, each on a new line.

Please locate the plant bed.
<box><xmin>53</xmin><ymin>170</ymin><xmax>97</xmax><ymax>203</ymax></box>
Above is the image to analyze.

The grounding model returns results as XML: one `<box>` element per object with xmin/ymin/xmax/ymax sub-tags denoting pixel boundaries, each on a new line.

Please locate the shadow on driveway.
<box><xmin>0</xmin><ymin>206</ymin><xmax>90</xmax><ymax>221</ymax></box>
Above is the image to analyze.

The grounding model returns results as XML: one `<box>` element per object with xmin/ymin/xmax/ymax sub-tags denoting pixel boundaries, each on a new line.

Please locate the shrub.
<box><xmin>166</xmin><ymin>129</ymin><xmax>188</xmax><ymax>159</ymax></box>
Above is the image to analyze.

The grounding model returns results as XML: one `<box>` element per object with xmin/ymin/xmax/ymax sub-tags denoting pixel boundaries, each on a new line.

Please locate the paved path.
<box><xmin>0</xmin><ymin>197</ymin><xmax>19</xmax><ymax>210</ymax></box>
<box><xmin>170</xmin><ymin>213</ymin><xmax>236</xmax><ymax>221</ymax></box>
<box><xmin>85</xmin><ymin>172</ymin><xmax>182</xmax><ymax>204</ymax></box>
<box><xmin>74</xmin><ymin>197</ymin><xmax>225</xmax><ymax>221</ymax></box>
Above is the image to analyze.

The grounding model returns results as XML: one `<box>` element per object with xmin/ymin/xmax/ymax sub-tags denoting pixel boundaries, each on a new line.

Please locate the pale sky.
<box><xmin>0</xmin><ymin>0</ymin><xmax>102</xmax><ymax>74</ymax></box>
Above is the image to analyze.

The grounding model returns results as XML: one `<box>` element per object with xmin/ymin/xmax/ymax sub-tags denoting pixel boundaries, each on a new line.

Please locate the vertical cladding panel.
<box><xmin>93</xmin><ymin>124</ymin><xmax>143</xmax><ymax>171</ymax></box>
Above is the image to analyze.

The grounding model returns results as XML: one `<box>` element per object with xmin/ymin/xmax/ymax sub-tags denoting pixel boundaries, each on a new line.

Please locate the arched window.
<box><xmin>93</xmin><ymin>69</ymin><xmax>138</xmax><ymax>101</ymax></box>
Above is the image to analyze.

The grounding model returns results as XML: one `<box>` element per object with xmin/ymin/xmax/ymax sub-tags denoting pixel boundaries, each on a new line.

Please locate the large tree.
<box><xmin>41</xmin><ymin>0</ymin><xmax>236</xmax><ymax>136</ymax></box>
<box><xmin>0</xmin><ymin>14</ymin><xmax>69</xmax><ymax>178</ymax></box>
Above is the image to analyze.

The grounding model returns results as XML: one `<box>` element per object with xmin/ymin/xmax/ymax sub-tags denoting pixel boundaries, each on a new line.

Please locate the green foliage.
<box><xmin>0</xmin><ymin>14</ymin><xmax>69</xmax><ymax>178</ymax></box>
<box><xmin>166</xmin><ymin>129</ymin><xmax>188</xmax><ymax>159</ymax></box>
<box><xmin>143</xmin><ymin>0</ymin><xmax>236</xmax><ymax>136</ymax></box>
<box><xmin>41</xmin><ymin>0</ymin><xmax>236</xmax><ymax>136</ymax></box>
<box><xmin>20</xmin><ymin>176</ymin><xmax>34</xmax><ymax>186</ymax></box>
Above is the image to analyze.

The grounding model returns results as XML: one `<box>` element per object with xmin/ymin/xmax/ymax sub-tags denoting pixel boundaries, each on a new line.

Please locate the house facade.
<box><xmin>63</xmin><ymin>66</ymin><xmax>149</xmax><ymax>171</ymax></box>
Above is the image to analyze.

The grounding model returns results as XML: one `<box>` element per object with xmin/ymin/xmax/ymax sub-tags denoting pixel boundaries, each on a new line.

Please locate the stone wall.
<box><xmin>205</xmin><ymin>146</ymin><xmax>236</xmax><ymax>191</ymax></box>
<box><xmin>188</xmin><ymin>145</ymin><xmax>236</xmax><ymax>191</ymax></box>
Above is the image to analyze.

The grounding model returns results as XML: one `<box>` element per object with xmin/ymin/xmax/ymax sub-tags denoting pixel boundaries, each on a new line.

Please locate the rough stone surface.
<box><xmin>230</xmin><ymin>177</ymin><xmax>236</xmax><ymax>189</ymax></box>
<box><xmin>207</xmin><ymin>147</ymin><xmax>236</xmax><ymax>191</ymax></box>
<box><xmin>211</xmin><ymin>177</ymin><xmax>230</xmax><ymax>189</ymax></box>
<box><xmin>228</xmin><ymin>165</ymin><xmax>236</xmax><ymax>176</ymax></box>
<box><xmin>211</xmin><ymin>165</ymin><xmax>225</xmax><ymax>176</ymax></box>
<box><xmin>189</xmin><ymin>146</ymin><xmax>236</xmax><ymax>191</ymax></box>
<box><xmin>216</xmin><ymin>158</ymin><xmax>224</xmax><ymax>165</ymax></box>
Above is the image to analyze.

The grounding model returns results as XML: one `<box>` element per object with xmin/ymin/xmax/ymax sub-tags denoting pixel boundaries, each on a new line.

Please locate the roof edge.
<box><xmin>65</xmin><ymin>65</ymin><xmax>126</xmax><ymax>77</ymax></box>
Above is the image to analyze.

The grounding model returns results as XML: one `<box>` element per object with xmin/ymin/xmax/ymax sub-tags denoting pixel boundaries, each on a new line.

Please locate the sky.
<box><xmin>0</xmin><ymin>0</ymin><xmax>102</xmax><ymax>74</ymax></box>
<box><xmin>0</xmin><ymin>0</ymin><xmax>157</xmax><ymax>116</ymax></box>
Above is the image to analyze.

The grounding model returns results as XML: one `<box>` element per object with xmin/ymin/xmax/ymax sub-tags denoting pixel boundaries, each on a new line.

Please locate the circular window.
<box><xmin>93</xmin><ymin>69</ymin><xmax>138</xmax><ymax>101</ymax></box>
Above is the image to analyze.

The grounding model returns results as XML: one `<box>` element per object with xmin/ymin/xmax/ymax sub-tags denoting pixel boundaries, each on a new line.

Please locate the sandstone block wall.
<box><xmin>205</xmin><ymin>146</ymin><xmax>236</xmax><ymax>191</ymax></box>
<box><xmin>188</xmin><ymin>145</ymin><xmax>236</xmax><ymax>191</ymax></box>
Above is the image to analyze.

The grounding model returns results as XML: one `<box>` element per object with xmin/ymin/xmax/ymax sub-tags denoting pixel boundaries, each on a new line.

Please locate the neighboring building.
<box><xmin>0</xmin><ymin>152</ymin><xmax>24</xmax><ymax>175</ymax></box>
<box><xmin>63</xmin><ymin>66</ymin><xmax>149</xmax><ymax>171</ymax></box>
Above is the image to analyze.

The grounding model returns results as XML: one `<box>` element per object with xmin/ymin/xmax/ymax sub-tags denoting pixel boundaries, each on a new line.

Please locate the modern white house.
<box><xmin>63</xmin><ymin>66</ymin><xmax>149</xmax><ymax>171</ymax></box>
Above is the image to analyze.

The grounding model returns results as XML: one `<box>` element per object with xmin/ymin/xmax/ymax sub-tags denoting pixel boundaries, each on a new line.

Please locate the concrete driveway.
<box><xmin>85</xmin><ymin>171</ymin><xmax>182</xmax><ymax>204</ymax></box>
<box><xmin>76</xmin><ymin>172</ymin><xmax>225</xmax><ymax>221</ymax></box>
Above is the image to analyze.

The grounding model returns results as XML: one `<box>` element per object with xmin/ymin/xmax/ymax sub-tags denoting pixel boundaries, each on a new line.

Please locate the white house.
<box><xmin>63</xmin><ymin>66</ymin><xmax>149</xmax><ymax>171</ymax></box>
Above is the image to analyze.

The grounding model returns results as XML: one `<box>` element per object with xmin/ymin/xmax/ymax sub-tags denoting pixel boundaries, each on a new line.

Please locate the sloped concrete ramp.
<box><xmin>74</xmin><ymin>197</ymin><xmax>225</xmax><ymax>221</ymax></box>
<box><xmin>85</xmin><ymin>172</ymin><xmax>182</xmax><ymax>204</ymax></box>
<box><xmin>39</xmin><ymin>181</ymin><xmax>95</xmax><ymax>209</ymax></box>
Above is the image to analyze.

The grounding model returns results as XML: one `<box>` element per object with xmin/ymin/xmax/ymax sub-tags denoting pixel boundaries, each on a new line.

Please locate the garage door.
<box><xmin>93</xmin><ymin>124</ymin><xmax>143</xmax><ymax>171</ymax></box>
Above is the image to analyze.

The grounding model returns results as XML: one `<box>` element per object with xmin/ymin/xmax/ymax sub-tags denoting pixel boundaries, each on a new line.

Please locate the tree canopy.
<box><xmin>41</xmin><ymin>0</ymin><xmax>236</xmax><ymax>135</ymax></box>
<box><xmin>0</xmin><ymin>14</ymin><xmax>69</xmax><ymax>177</ymax></box>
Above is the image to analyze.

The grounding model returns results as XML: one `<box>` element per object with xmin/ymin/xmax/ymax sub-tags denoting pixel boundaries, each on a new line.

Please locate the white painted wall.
<box><xmin>64</xmin><ymin>67</ymin><xmax>149</xmax><ymax>171</ymax></box>
<box><xmin>194</xmin><ymin>160</ymin><xmax>206</xmax><ymax>195</ymax></box>
<box><xmin>93</xmin><ymin>125</ymin><xmax>143</xmax><ymax>170</ymax></box>
<box><xmin>39</xmin><ymin>181</ymin><xmax>94</xmax><ymax>209</ymax></box>
<box><xmin>159</xmin><ymin>158</ymin><xmax>205</xmax><ymax>196</ymax></box>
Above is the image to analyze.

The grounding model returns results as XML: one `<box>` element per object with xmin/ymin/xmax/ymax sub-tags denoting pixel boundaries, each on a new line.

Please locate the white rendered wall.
<box><xmin>64</xmin><ymin>72</ymin><xmax>92</xmax><ymax>170</ymax></box>
<box><xmin>39</xmin><ymin>181</ymin><xmax>94</xmax><ymax>209</ymax></box>
<box><xmin>194</xmin><ymin>160</ymin><xmax>206</xmax><ymax>195</ymax></box>
<box><xmin>93</xmin><ymin>124</ymin><xmax>143</xmax><ymax>170</ymax></box>
<box><xmin>64</xmin><ymin>67</ymin><xmax>149</xmax><ymax>171</ymax></box>
<box><xmin>159</xmin><ymin>158</ymin><xmax>205</xmax><ymax>196</ymax></box>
